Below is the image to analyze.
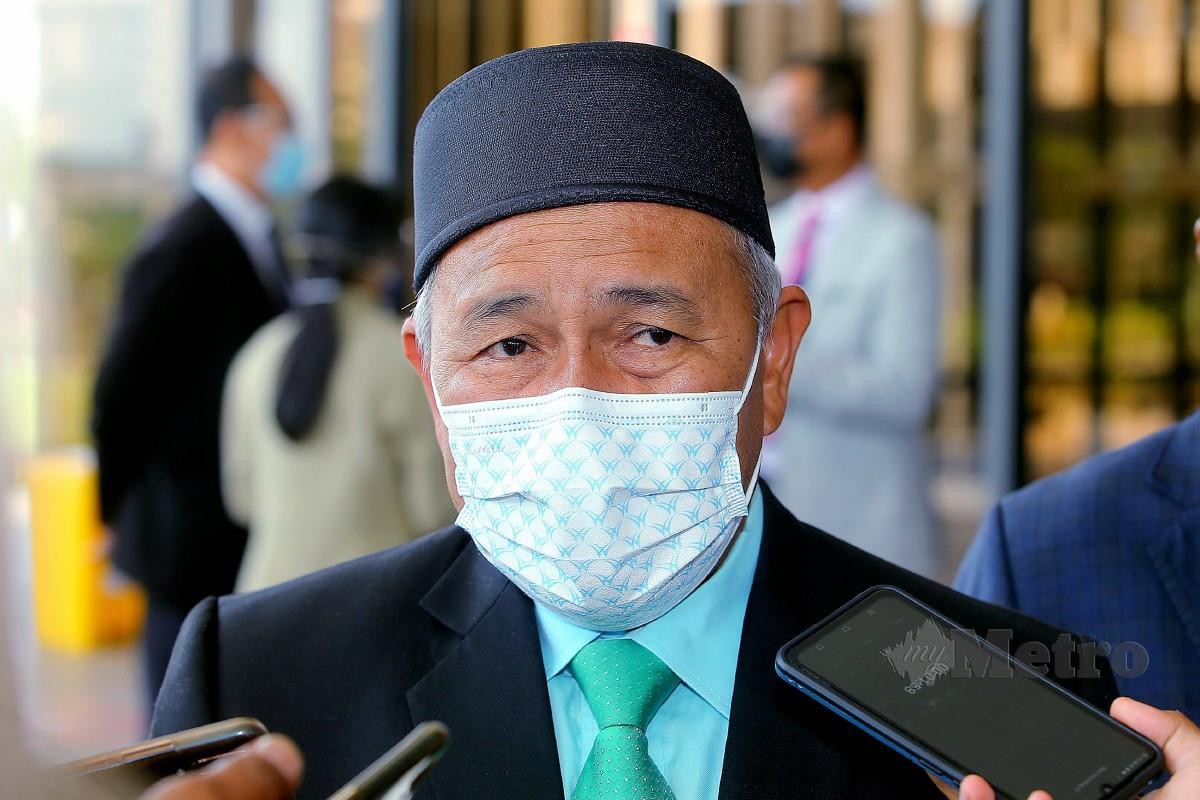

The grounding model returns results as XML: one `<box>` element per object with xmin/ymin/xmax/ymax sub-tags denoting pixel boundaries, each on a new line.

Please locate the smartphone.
<box><xmin>326</xmin><ymin>720</ymin><xmax>450</xmax><ymax>800</ymax></box>
<box><xmin>775</xmin><ymin>586</ymin><xmax>1164</xmax><ymax>800</ymax></box>
<box><xmin>60</xmin><ymin>717</ymin><xmax>268</xmax><ymax>790</ymax></box>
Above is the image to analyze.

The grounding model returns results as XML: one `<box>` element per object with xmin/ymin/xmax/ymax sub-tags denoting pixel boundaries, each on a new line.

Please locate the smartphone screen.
<box><xmin>782</xmin><ymin>589</ymin><xmax>1159</xmax><ymax>800</ymax></box>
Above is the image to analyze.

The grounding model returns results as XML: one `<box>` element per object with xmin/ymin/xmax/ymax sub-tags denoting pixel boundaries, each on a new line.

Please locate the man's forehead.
<box><xmin>434</xmin><ymin>203</ymin><xmax>734</xmax><ymax>302</ymax></box>
<box><xmin>445</xmin><ymin>203</ymin><xmax>730</xmax><ymax>262</ymax></box>
<box><xmin>251</xmin><ymin>74</ymin><xmax>291</xmax><ymax>122</ymax></box>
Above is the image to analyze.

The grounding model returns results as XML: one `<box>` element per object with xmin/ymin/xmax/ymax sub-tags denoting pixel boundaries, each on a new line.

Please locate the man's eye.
<box><xmin>633</xmin><ymin>327</ymin><xmax>677</xmax><ymax>346</ymax></box>
<box><xmin>485</xmin><ymin>338</ymin><xmax>528</xmax><ymax>358</ymax></box>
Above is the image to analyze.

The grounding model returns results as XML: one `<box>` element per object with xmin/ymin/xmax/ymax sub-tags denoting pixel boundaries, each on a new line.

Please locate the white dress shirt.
<box><xmin>765</xmin><ymin>165</ymin><xmax>943</xmax><ymax>576</ymax></box>
<box><xmin>772</xmin><ymin>163</ymin><xmax>874</xmax><ymax>282</ymax></box>
<box><xmin>192</xmin><ymin>162</ymin><xmax>284</xmax><ymax>299</ymax></box>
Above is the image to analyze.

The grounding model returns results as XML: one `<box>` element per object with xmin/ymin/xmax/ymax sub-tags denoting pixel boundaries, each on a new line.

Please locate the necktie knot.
<box><xmin>570</xmin><ymin>639</ymin><xmax>679</xmax><ymax>731</ymax></box>
<box><xmin>568</xmin><ymin>639</ymin><xmax>679</xmax><ymax>800</ymax></box>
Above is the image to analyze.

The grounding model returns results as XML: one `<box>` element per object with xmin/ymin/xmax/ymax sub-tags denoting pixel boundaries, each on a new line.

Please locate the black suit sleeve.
<box><xmin>150</xmin><ymin>597</ymin><xmax>220</xmax><ymax>736</ymax></box>
<box><xmin>92</xmin><ymin>236</ymin><xmax>205</xmax><ymax>522</ymax></box>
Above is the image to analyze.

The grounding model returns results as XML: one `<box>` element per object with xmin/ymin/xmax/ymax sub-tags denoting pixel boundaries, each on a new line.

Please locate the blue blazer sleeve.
<box><xmin>954</xmin><ymin>503</ymin><xmax>1019</xmax><ymax>608</ymax></box>
<box><xmin>150</xmin><ymin>597</ymin><xmax>220</xmax><ymax>736</ymax></box>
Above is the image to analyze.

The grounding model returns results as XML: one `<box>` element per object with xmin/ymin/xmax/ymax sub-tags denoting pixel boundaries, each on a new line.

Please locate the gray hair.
<box><xmin>411</xmin><ymin>223</ymin><xmax>781</xmax><ymax>359</ymax></box>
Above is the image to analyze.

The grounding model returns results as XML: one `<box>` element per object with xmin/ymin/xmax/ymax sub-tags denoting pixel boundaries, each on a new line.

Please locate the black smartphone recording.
<box><xmin>776</xmin><ymin>587</ymin><xmax>1163</xmax><ymax>800</ymax></box>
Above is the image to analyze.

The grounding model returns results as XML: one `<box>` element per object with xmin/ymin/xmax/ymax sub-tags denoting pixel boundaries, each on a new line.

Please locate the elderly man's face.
<box><xmin>403</xmin><ymin>202</ymin><xmax>810</xmax><ymax>508</ymax></box>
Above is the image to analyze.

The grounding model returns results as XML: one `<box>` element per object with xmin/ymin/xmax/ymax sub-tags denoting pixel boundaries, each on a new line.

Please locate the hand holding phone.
<box><xmin>937</xmin><ymin>698</ymin><xmax>1200</xmax><ymax>800</ymax></box>
<box><xmin>140</xmin><ymin>734</ymin><xmax>304</xmax><ymax>800</ymax></box>
<box><xmin>776</xmin><ymin>586</ymin><xmax>1165</xmax><ymax>800</ymax></box>
<box><xmin>61</xmin><ymin>717</ymin><xmax>269</xmax><ymax>794</ymax></box>
<box><xmin>135</xmin><ymin>721</ymin><xmax>448</xmax><ymax>800</ymax></box>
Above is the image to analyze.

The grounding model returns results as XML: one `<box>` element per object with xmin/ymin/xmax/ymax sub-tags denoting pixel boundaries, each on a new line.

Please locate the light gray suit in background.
<box><xmin>763</xmin><ymin>167</ymin><xmax>942</xmax><ymax>576</ymax></box>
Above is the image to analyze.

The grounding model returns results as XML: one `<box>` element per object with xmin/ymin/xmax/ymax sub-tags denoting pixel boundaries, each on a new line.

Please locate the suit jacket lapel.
<box><xmin>1145</xmin><ymin>508</ymin><xmax>1200</xmax><ymax>658</ymax></box>
<box><xmin>1144</xmin><ymin>415</ymin><xmax>1200</xmax><ymax>657</ymax></box>
<box><xmin>406</xmin><ymin>540</ymin><xmax>564</xmax><ymax>800</ymax></box>
<box><xmin>194</xmin><ymin>194</ymin><xmax>283</xmax><ymax>316</ymax></box>
<box><xmin>718</xmin><ymin>487</ymin><xmax>852</xmax><ymax>799</ymax></box>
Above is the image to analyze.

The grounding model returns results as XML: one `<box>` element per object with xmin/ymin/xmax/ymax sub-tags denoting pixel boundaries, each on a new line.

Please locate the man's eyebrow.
<box><xmin>603</xmin><ymin>285</ymin><xmax>701</xmax><ymax>323</ymax></box>
<box><xmin>462</xmin><ymin>291</ymin><xmax>538</xmax><ymax>326</ymax></box>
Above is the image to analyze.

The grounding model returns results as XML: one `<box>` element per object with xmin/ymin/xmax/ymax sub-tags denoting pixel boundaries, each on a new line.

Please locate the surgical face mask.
<box><xmin>756</xmin><ymin>133</ymin><xmax>803</xmax><ymax>181</ymax></box>
<box><xmin>435</xmin><ymin>345</ymin><xmax>761</xmax><ymax>632</ymax></box>
<box><xmin>258</xmin><ymin>132</ymin><xmax>305</xmax><ymax>199</ymax></box>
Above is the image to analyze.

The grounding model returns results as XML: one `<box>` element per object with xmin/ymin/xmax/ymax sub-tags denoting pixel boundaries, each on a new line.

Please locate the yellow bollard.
<box><xmin>25</xmin><ymin>449</ymin><xmax>145</xmax><ymax>652</ymax></box>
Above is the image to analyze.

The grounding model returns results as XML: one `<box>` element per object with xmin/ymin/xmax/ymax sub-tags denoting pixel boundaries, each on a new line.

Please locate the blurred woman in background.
<box><xmin>221</xmin><ymin>176</ymin><xmax>455</xmax><ymax>593</ymax></box>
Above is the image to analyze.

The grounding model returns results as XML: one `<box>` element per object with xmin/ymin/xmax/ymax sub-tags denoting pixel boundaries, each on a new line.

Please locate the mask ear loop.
<box><xmin>735</xmin><ymin>338</ymin><xmax>763</xmax><ymax>411</ymax></box>
<box><xmin>735</xmin><ymin>339</ymin><xmax>764</xmax><ymax>502</ymax></box>
<box><xmin>430</xmin><ymin>370</ymin><xmax>447</xmax><ymax>412</ymax></box>
<box><xmin>743</xmin><ymin>453</ymin><xmax>762</xmax><ymax>504</ymax></box>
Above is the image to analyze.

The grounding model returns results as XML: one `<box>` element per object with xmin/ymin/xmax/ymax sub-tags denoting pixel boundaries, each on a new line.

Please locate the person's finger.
<box><xmin>245</xmin><ymin>735</ymin><xmax>304</xmax><ymax>787</ymax></box>
<box><xmin>1026</xmin><ymin>791</ymin><xmax>1053</xmax><ymax>800</ymax></box>
<box><xmin>201</xmin><ymin>747</ymin><xmax>295</xmax><ymax>799</ymax></box>
<box><xmin>142</xmin><ymin>754</ymin><xmax>289</xmax><ymax>800</ymax></box>
<box><xmin>1110</xmin><ymin>697</ymin><xmax>1200</xmax><ymax>777</ymax></box>
<box><xmin>957</xmin><ymin>774</ymin><xmax>996</xmax><ymax>800</ymax></box>
<box><xmin>140</xmin><ymin>734</ymin><xmax>303</xmax><ymax>800</ymax></box>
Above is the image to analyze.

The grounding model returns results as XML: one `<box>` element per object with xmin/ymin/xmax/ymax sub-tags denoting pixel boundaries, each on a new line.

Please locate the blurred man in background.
<box><xmin>757</xmin><ymin>56</ymin><xmax>942</xmax><ymax>577</ymax></box>
<box><xmin>91</xmin><ymin>55</ymin><xmax>301</xmax><ymax>708</ymax></box>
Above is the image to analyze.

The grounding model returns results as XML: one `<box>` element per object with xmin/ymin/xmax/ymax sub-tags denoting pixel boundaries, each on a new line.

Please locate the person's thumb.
<box><xmin>246</xmin><ymin>735</ymin><xmax>304</xmax><ymax>788</ymax></box>
<box><xmin>1110</xmin><ymin>697</ymin><xmax>1200</xmax><ymax>790</ymax></box>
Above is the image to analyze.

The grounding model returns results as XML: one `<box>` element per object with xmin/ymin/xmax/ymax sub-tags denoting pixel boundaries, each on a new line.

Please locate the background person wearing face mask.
<box><xmin>757</xmin><ymin>56</ymin><xmax>943</xmax><ymax>578</ymax></box>
<box><xmin>222</xmin><ymin>176</ymin><xmax>456</xmax><ymax>593</ymax></box>
<box><xmin>91</xmin><ymin>55</ymin><xmax>302</xmax><ymax>709</ymax></box>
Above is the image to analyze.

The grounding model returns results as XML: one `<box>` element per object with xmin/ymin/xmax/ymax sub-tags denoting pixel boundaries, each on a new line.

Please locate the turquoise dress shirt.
<box><xmin>535</xmin><ymin>487</ymin><xmax>765</xmax><ymax>800</ymax></box>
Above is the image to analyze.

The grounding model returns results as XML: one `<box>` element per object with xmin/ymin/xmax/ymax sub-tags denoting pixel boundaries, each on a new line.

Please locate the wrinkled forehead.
<box><xmin>431</xmin><ymin>203</ymin><xmax>741</xmax><ymax>303</ymax></box>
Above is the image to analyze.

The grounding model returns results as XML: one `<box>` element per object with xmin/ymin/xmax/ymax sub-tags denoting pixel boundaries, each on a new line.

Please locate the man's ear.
<box><xmin>760</xmin><ymin>284</ymin><xmax>811</xmax><ymax>437</ymax></box>
<box><xmin>402</xmin><ymin>317</ymin><xmax>439</xmax><ymax>419</ymax></box>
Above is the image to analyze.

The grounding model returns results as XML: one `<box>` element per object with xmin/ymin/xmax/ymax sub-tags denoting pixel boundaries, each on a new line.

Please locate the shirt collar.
<box><xmin>535</xmin><ymin>486</ymin><xmax>765</xmax><ymax>720</ymax></box>
<box><xmin>787</xmin><ymin>162</ymin><xmax>874</xmax><ymax>226</ymax></box>
<box><xmin>191</xmin><ymin>161</ymin><xmax>275</xmax><ymax>255</ymax></box>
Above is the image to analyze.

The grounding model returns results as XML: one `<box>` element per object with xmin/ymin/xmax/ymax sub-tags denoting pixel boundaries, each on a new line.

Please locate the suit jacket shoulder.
<box><xmin>152</xmin><ymin>526</ymin><xmax>479</xmax><ymax>796</ymax></box>
<box><xmin>955</xmin><ymin>416</ymin><xmax>1200</xmax><ymax>721</ymax></box>
<box><xmin>999</xmin><ymin>416</ymin><xmax>1197</xmax><ymax>541</ymax></box>
<box><xmin>122</xmin><ymin>197</ymin><xmax>239</xmax><ymax>284</ymax></box>
<box><xmin>153</xmin><ymin>525</ymin><xmax>470</xmax><ymax>716</ymax></box>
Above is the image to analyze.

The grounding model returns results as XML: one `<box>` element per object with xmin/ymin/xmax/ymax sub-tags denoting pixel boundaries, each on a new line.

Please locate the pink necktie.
<box><xmin>784</xmin><ymin>208</ymin><xmax>821</xmax><ymax>285</ymax></box>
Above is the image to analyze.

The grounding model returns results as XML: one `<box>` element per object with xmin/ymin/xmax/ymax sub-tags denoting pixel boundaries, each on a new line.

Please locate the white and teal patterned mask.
<box><xmin>435</xmin><ymin>344</ymin><xmax>761</xmax><ymax>632</ymax></box>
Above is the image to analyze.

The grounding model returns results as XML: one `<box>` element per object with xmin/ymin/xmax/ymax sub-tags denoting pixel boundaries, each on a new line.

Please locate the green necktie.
<box><xmin>569</xmin><ymin>639</ymin><xmax>680</xmax><ymax>800</ymax></box>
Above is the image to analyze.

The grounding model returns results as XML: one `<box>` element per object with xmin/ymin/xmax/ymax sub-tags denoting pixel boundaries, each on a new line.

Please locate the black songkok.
<box><xmin>412</xmin><ymin>41</ymin><xmax>773</xmax><ymax>292</ymax></box>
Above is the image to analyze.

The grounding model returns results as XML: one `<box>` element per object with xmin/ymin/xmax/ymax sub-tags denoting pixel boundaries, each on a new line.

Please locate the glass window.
<box><xmin>32</xmin><ymin>0</ymin><xmax>191</xmax><ymax>448</ymax></box>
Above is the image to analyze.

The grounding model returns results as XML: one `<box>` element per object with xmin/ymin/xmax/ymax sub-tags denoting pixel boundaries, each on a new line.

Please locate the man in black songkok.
<box><xmin>151</xmin><ymin>42</ymin><xmax>1137</xmax><ymax>800</ymax></box>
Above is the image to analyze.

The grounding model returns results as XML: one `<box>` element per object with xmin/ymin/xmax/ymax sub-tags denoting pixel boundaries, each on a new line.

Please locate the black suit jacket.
<box><xmin>92</xmin><ymin>195</ymin><xmax>283</xmax><ymax>608</ymax></box>
<box><xmin>152</xmin><ymin>485</ymin><xmax>1118</xmax><ymax>799</ymax></box>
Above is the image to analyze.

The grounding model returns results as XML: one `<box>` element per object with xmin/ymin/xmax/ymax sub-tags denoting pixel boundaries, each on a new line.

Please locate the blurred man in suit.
<box><xmin>757</xmin><ymin>57</ymin><xmax>942</xmax><ymax>576</ymax></box>
<box><xmin>92</xmin><ymin>55</ymin><xmax>302</xmax><ymax>707</ymax></box>
<box><xmin>956</xmin><ymin>410</ymin><xmax>1199</xmax><ymax>723</ymax></box>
